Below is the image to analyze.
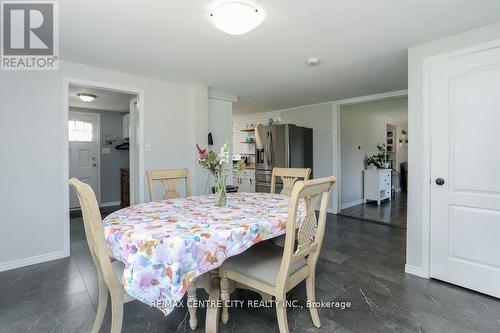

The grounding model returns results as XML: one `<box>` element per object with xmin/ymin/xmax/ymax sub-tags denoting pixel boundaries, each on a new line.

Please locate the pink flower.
<box><xmin>196</xmin><ymin>144</ymin><xmax>206</xmax><ymax>159</ymax></box>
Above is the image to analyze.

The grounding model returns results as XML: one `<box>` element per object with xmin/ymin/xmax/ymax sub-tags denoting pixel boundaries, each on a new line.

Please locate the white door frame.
<box><xmin>414</xmin><ymin>38</ymin><xmax>500</xmax><ymax>279</ymax></box>
<box><xmin>331</xmin><ymin>89</ymin><xmax>408</xmax><ymax>214</ymax></box>
<box><xmin>68</xmin><ymin>110</ymin><xmax>102</xmax><ymax>207</ymax></box>
<box><xmin>62</xmin><ymin>77</ymin><xmax>145</xmax><ymax>257</ymax></box>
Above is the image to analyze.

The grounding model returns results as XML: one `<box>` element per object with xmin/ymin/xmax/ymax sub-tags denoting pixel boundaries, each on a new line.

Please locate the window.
<box><xmin>68</xmin><ymin>120</ymin><xmax>93</xmax><ymax>142</ymax></box>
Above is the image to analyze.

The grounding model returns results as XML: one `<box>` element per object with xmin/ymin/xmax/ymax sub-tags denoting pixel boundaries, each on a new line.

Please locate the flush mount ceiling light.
<box><xmin>210</xmin><ymin>1</ymin><xmax>265</xmax><ymax>35</ymax></box>
<box><xmin>77</xmin><ymin>93</ymin><xmax>97</xmax><ymax>102</ymax></box>
<box><xmin>305</xmin><ymin>57</ymin><xmax>321</xmax><ymax>66</ymax></box>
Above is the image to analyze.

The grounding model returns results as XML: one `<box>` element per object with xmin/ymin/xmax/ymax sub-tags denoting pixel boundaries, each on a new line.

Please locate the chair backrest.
<box><xmin>270</xmin><ymin>167</ymin><xmax>311</xmax><ymax>196</ymax></box>
<box><xmin>276</xmin><ymin>176</ymin><xmax>336</xmax><ymax>288</ymax></box>
<box><xmin>69</xmin><ymin>178</ymin><xmax>122</xmax><ymax>291</ymax></box>
<box><xmin>147</xmin><ymin>168</ymin><xmax>191</xmax><ymax>201</ymax></box>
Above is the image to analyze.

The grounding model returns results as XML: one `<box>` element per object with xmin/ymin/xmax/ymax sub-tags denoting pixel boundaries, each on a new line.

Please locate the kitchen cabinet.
<box><xmin>122</xmin><ymin>113</ymin><xmax>130</xmax><ymax>139</ymax></box>
<box><xmin>233</xmin><ymin>169</ymin><xmax>255</xmax><ymax>193</ymax></box>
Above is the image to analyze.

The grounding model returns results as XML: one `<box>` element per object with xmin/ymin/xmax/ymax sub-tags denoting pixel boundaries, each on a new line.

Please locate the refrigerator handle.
<box><xmin>266</xmin><ymin>129</ymin><xmax>273</xmax><ymax>166</ymax></box>
<box><xmin>285</xmin><ymin>125</ymin><xmax>290</xmax><ymax>168</ymax></box>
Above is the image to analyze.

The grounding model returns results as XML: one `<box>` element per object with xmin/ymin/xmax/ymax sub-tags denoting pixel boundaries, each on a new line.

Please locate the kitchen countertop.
<box><xmin>233</xmin><ymin>165</ymin><xmax>255</xmax><ymax>171</ymax></box>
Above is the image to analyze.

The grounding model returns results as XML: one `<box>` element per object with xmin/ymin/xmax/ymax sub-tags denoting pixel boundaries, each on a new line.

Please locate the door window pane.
<box><xmin>68</xmin><ymin>120</ymin><xmax>93</xmax><ymax>142</ymax></box>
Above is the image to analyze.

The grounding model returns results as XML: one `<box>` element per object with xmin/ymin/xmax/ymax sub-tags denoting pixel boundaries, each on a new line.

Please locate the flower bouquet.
<box><xmin>196</xmin><ymin>140</ymin><xmax>244</xmax><ymax>207</ymax></box>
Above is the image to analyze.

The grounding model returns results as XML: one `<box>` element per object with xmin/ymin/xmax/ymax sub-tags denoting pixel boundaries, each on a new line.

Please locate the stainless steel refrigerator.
<box><xmin>254</xmin><ymin>124</ymin><xmax>313</xmax><ymax>193</ymax></box>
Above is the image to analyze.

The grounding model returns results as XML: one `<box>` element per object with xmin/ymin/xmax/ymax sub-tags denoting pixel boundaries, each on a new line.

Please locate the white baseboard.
<box><xmin>405</xmin><ymin>264</ymin><xmax>429</xmax><ymax>279</ymax></box>
<box><xmin>340</xmin><ymin>199</ymin><xmax>364</xmax><ymax>210</ymax></box>
<box><xmin>100</xmin><ymin>201</ymin><xmax>121</xmax><ymax>207</ymax></box>
<box><xmin>0</xmin><ymin>250</ymin><xmax>68</xmax><ymax>273</ymax></box>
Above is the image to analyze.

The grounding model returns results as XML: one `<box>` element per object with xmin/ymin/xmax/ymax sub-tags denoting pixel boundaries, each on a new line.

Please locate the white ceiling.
<box><xmin>60</xmin><ymin>1</ymin><xmax>500</xmax><ymax>114</ymax></box>
<box><xmin>69</xmin><ymin>85</ymin><xmax>135</xmax><ymax>112</ymax></box>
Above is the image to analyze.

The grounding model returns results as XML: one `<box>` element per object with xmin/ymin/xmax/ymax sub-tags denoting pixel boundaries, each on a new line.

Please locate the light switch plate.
<box><xmin>145</xmin><ymin>142</ymin><xmax>152</xmax><ymax>152</ymax></box>
<box><xmin>102</xmin><ymin>148</ymin><xmax>111</xmax><ymax>154</ymax></box>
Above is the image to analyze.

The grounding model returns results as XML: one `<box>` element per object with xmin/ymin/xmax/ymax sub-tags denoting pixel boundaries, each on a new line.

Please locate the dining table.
<box><xmin>102</xmin><ymin>192</ymin><xmax>306</xmax><ymax>332</ymax></box>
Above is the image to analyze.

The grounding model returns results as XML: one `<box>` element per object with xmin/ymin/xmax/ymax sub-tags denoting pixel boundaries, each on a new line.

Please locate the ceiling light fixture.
<box><xmin>77</xmin><ymin>93</ymin><xmax>97</xmax><ymax>102</ymax></box>
<box><xmin>210</xmin><ymin>1</ymin><xmax>265</xmax><ymax>35</ymax></box>
<box><xmin>305</xmin><ymin>57</ymin><xmax>321</xmax><ymax>66</ymax></box>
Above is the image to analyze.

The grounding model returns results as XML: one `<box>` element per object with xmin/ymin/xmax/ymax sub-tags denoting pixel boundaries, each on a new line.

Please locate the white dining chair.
<box><xmin>270</xmin><ymin>167</ymin><xmax>311</xmax><ymax>247</ymax></box>
<box><xmin>219</xmin><ymin>176</ymin><xmax>336</xmax><ymax>333</ymax></box>
<box><xmin>70</xmin><ymin>178</ymin><xmax>203</xmax><ymax>332</ymax></box>
<box><xmin>147</xmin><ymin>168</ymin><xmax>191</xmax><ymax>201</ymax></box>
<box><xmin>270</xmin><ymin>167</ymin><xmax>311</xmax><ymax>196</ymax></box>
<box><xmin>70</xmin><ymin>178</ymin><xmax>136</xmax><ymax>333</ymax></box>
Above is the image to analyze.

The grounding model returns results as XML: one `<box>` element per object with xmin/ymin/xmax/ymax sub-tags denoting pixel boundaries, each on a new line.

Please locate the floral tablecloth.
<box><xmin>103</xmin><ymin>192</ymin><xmax>305</xmax><ymax>315</ymax></box>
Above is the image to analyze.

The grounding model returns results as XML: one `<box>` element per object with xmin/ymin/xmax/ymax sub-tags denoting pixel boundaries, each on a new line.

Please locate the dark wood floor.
<box><xmin>2</xmin><ymin>212</ymin><xmax>500</xmax><ymax>332</ymax></box>
<box><xmin>339</xmin><ymin>192</ymin><xmax>407</xmax><ymax>229</ymax></box>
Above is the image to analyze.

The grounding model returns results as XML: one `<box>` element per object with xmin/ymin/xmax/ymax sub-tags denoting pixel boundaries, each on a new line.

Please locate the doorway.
<box><xmin>68</xmin><ymin>84</ymin><xmax>136</xmax><ymax>220</ymax></box>
<box><xmin>64</xmin><ymin>79</ymin><xmax>144</xmax><ymax>255</ymax></box>
<box><xmin>335</xmin><ymin>92</ymin><xmax>409</xmax><ymax>228</ymax></box>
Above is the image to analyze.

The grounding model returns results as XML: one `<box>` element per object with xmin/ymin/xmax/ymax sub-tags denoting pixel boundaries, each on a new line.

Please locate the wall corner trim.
<box><xmin>0</xmin><ymin>250</ymin><xmax>68</xmax><ymax>273</ymax></box>
<box><xmin>405</xmin><ymin>264</ymin><xmax>429</xmax><ymax>279</ymax></box>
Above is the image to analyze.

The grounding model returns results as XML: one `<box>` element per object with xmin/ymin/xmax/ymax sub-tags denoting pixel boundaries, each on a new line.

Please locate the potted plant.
<box><xmin>196</xmin><ymin>141</ymin><xmax>243</xmax><ymax>207</ymax></box>
<box><xmin>366</xmin><ymin>143</ymin><xmax>391</xmax><ymax>169</ymax></box>
<box><xmin>366</xmin><ymin>155</ymin><xmax>379</xmax><ymax>170</ymax></box>
<box><xmin>376</xmin><ymin>143</ymin><xmax>390</xmax><ymax>169</ymax></box>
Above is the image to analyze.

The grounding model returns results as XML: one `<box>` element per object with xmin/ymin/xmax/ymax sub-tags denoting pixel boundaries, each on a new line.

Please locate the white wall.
<box><xmin>280</xmin><ymin>103</ymin><xmax>334</xmax><ymax>210</ymax></box>
<box><xmin>0</xmin><ymin>61</ymin><xmax>202</xmax><ymax>271</ymax></box>
<box><xmin>340</xmin><ymin>98</ymin><xmax>408</xmax><ymax>209</ymax></box>
<box><xmin>406</xmin><ymin>22</ymin><xmax>500</xmax><ymax>278</ymax></box>
<box><xmin>233</xmin><ymin>102</ymin><xmax>335</xmax><ymax>211</ymax></box>
<box><xmin>193</xmin><ymin>85</ymin><xmax>209</xmax><ymax>196</ymax></box>
<box><xmin>207</xmin><ymin>98</ymin><xmax>234</xmax><ymax>190</ymax></box>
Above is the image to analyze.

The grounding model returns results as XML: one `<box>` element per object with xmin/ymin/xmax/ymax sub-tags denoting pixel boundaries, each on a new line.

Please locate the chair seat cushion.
<box><xmin>222</xmin><ymin>242</ymin><xmax>306</xmax><ymax>286</ymax></box>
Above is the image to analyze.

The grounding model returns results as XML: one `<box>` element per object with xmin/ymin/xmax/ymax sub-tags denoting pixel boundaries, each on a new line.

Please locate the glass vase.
<box><xmin>214</xmin><ymin>173</ymin><xmax>227</xmax><ymax>207</ymax></box>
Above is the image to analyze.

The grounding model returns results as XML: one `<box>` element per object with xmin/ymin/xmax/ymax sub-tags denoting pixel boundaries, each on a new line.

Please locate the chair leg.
<box><xmin>91</xmin><ymin>272</ymin><xmax>109</xmax><ymax>333</ymax></box>
<box><xmin>220</xmin><ymin>276</ymin><xmax>230</xmax><ymax>324</ymax></box>
<box><xmin>306</xmin><ymin>276</ymin><xmax>321</xmax><ymax>328</ymax></box>
<box><xmin>205</xmin><ymin>276</ymin><xmax>221</xmax><ymax>333</ymax></box>
<box><xmin>110</xmin><ymin>289</ymin><xmax>124</xmax><ymax>333</ymax></box>
<box><xmin>187</xmin><ymin>282</ymin><xmax>198</xmax><ymax>330</ymax></box>
<box><xmin>276</xmin><ymin>294</ymin><xmax>289</xmax><ymax>333</ymax></box>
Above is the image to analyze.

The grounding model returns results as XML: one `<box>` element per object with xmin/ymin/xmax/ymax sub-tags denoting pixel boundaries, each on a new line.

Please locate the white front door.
<box><xmin>69</xmin><ymin>112</ymin><xmax>100</xmax><ymax>208</ymax></box>
<box><xmin>430</xmin><ymin>44</ymin><xmax>500</xmax><ymax>298</ymax></box>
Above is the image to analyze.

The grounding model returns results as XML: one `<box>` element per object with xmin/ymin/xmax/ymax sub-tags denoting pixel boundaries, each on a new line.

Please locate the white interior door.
<box><xmin>430</xmin><ymin>44</ymin><xmax>500</xmax><ymax>298</ymax></box>
<box><xmin>69</xmin><ymin>112</ymin><xmax>100</xmax><ymax>208</ymax></box>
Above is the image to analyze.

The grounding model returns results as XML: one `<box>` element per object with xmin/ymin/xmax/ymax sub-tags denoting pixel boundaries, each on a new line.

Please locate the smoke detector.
<box><xmin>305</xmin><ymin>57</ymin><xmax>321</xmax><ymax>66</ymax></box>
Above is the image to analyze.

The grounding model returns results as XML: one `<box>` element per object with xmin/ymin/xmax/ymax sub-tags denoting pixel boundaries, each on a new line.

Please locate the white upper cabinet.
<box><xmin>123</xmin><ymin>113</ymin><xmax>130</xmax><ymax>139</ymax></box>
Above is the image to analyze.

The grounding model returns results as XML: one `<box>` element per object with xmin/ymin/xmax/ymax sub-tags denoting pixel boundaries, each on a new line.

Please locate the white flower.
<box><xmin>218</xmin><ymin>140</ymin><xmax>231</xmax><ymax>164</ymax></box>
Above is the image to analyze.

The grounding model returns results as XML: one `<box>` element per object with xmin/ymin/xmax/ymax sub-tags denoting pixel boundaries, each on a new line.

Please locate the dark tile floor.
<box><xmin>339</xmin><ymin>193</ymin><xmax>407</xmax><ymax>229</ymax></box>
<box><xmin>1</xmin><ymin>213</ymin><xmax>500</xmax><ymax>332</ymax></box>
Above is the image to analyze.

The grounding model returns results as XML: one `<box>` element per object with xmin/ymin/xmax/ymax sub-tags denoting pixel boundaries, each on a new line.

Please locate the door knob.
<box><xmin>435</xmin><ymin>178</ymin><xmax>445</xmax><ymax>186</ymax></box>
